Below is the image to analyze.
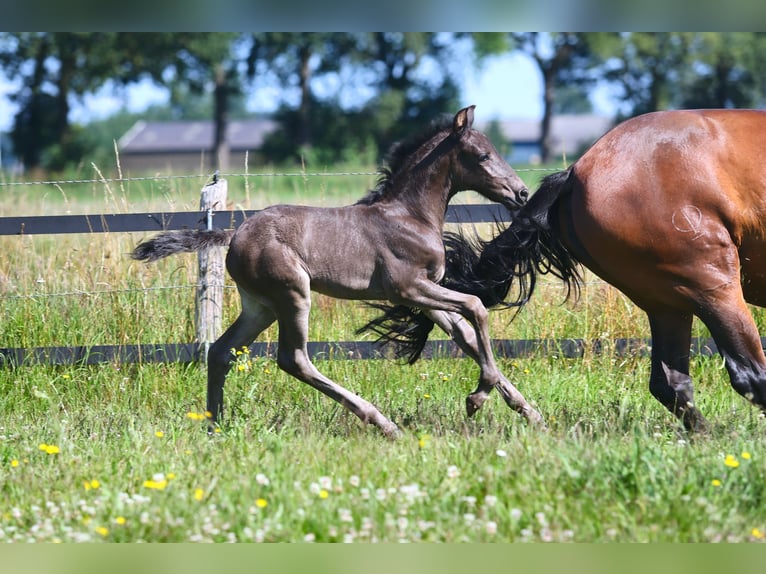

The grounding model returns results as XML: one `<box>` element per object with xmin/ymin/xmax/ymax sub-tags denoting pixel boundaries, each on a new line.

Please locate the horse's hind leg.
<box><xmin>424</xmin><ymin>309</ymin><xmax>544</xmax><ymax>426</ymax></box>
<box><xmin>207</xmin><ymin>293</ymin><xmax>276</xmax><ymax>424</ymax></box>
<box><xmin>647</xmin><ymin>311</ymin><xmax>710</xmax><ymax>432</ymax></box>
<box><xmin>274</xmin><ymin>285</ymin><xmax>401</xmax><ymax>439</ymax></box>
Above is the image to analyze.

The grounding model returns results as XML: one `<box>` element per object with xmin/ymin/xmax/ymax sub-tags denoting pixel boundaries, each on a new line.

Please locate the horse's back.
<box><xmin>563</xmin><ymin>109</ymin><xmax>766</xmax><ymax>310</ymax></box>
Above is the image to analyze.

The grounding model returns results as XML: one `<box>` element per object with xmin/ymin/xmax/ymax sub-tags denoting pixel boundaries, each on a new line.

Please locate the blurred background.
<box><xmin>1</xmin><ymin>32</ymin><xmax>766</xmax><ymax>177</ymax></box>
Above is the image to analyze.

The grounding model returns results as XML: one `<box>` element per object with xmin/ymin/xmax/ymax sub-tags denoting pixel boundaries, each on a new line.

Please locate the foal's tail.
<box><xmin>357</xmin><ymin>169</ymin><xmax>583</xmax><ymax>363</ymax></box>
<box><xmin>131</xmin><ymin>229</ymin><xmax>234</xmax><ymax>262</ymax></box>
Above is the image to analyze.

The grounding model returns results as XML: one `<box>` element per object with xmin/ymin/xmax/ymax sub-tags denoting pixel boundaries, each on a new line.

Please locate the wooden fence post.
<box><xmin>196</xmin><ymin>177</ymin><xmax>227</xmax><ymax>362</ymax></box>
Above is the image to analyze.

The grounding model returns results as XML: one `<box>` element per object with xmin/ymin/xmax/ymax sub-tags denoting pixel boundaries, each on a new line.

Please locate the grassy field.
<box><xmin>2</xmin><ymin>164</ymin><xmax>766</xmax><ymax>544</ymax></box>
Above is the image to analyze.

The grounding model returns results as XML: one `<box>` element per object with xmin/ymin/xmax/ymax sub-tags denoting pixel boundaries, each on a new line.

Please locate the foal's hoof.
<box><xmin>523</xmin><ymin>407</ymin><xmax>547</xmax><ymax>429</ymax></box>
<box><xmin>381</xmin><ymin>423</ymin><xmax>402</xmax><ymax>441</ymax></box>
<box><xmin>466</xmin><ymin>393</ymin><xmax>488</xmax><ymax>417</ymax></box>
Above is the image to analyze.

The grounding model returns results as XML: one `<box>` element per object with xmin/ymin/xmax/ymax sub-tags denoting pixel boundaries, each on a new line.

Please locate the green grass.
<box><xmin>2</xmin><ymin>165</ymin><xmax>766</xmax><ymax>543</ymax></box>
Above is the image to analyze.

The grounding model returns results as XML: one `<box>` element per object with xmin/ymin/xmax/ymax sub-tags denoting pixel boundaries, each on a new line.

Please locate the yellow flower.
<box><xmin>237</xmin><ymin>363</ymin><xmax>246</xmax><ymax>372</ymax></box>
<box><xmin>10</xmin><ymin>459</ymin><xmax>19</xmax><ymax>468</ymax></box>
<box><xmin>84</xmin><ymin>479</ymin><xmax>101</xmax><ymax>490</ymax></box>
<box><xmin>423</xmin><ymin>393</ymin><xmax>431</xmax><ymax>399</ymax></box>
<box><xmin>95</xmin><ymin>526</ymin><xmax>109</xmax><ymax>537</ymax></box>
<box><xmin>115</xmin><ymin>516</ymin><xmax>126</xmax><ymax>525</ymax></box>
<box><xmin>167</xmin><ymin>472</ymin><xmax>176</xmax><ymax>480</ymax></box>
<box><xmin>38</xmin><ymin>443</ymin><xmax>60</xmax><ymax>455</ymax></box>
<box><xmin>711</xmin><ymin>479</ymin><xmax>722</xmax><ymax>487</ymax></box>
<box><xmin>742</xmin><ymin>451</ymin><xmax>752</xmax><ymax>460</ymax></box>
<box><xmin>319</xmin><ymin>489</ymin><xmax>329</xmax><ymax>499</ymax></box>
<box><xmin>143</xmin><ymin>479</ymin><xmax>168</xmax><ymax>490</ymax></box>
<box><xmin>752</xmin><ymin>528</ymin><xmax>764</xmax><ymax>539</ymax></box>
<box><xmin>255</xmin><ymin>498</ymin><xmax>268</xmax><ymax>508</ymax></box>
<box><xmin>418</xmin><ymin>434</ymin><xmax>431</xmax><ymax>448</ymax></box>
<box><xmin>186</xmin><ymin>412</ymin><xmax>206</xmax><ymax>421</ymax></box>
<box><xmin>724</xmin><ymin>454</ymin><xmax>740</xmax><ymax>468</ymax></box>
<box><xmin>154</xmin><ymin>431</ymin><xmax>164</xmax><ymax>438</ymax></box>
<box><xmin>194</xmin><ymin>488</ymin><xmax>205</xmax><ymax>501</ymax></box>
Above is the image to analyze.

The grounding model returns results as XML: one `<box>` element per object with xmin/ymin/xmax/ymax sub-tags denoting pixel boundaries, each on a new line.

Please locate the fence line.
<box><xmin>0</xmin><ymin>337</ymin><xmax>746</xmax><ymax>368</ymax></box>
<box><xmin>0</xmin><ymin>171</ymin><xmax>654</xmax><ymax>370</ymax></box>
<box><xmin>0</xmin><ymin>204</ymin><xmax>513</xmax><ymax>236</ymax></box>
<box><xmin>0</xmin><ymin>167</ymin><xmax>559</xmax><ymax>188</ymax></box>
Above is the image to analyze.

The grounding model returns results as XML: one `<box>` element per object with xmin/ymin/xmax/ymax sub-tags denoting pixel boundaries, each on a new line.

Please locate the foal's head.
<box><xmin>361</xmin><ymin>106</ymin><xmax>528</xmax><ymax>210</ymax></box>
<box><xmin>446</xmin><ymin>105</ymin><xmax>529</xmax><ymax>210</ymax></box>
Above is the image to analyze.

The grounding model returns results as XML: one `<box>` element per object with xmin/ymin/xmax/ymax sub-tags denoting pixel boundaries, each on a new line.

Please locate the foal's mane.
<box><xmin>356</xmin><ymin>115</ymin><xmax>454</xmax><ymax>205</ymax></box>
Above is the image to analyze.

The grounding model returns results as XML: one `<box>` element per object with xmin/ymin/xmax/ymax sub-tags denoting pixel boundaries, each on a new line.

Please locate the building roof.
<box><xmin>118</xmin><ymin>118</ymin><xmax>279</xmax><ymax>153</ymax></box>
<box><xmin>117</xmin><ymin>114</ymin><xmax>613</xmax><ymax>157</ymax></box>
<box><xmin>483</xmin><ymin>114</ymin><xmax>613</xmax><ymax>154</ymax></box>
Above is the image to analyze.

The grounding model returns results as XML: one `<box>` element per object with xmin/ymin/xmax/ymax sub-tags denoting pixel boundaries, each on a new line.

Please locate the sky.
<box><xmin>0</xmin><ymin>51</ymin><xmax>619</xmax><ymax>133</ymax></box>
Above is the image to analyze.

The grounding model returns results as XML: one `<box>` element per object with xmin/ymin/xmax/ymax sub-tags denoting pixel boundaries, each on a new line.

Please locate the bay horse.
<box><xmin>131</xmin><ymin>106</ymin><xmax>543</xmax><ymax>438</ymax></box>
<box><xmin>361</xmin><ymin>109</ymin><xmax>766</xmax><ymax>433</ymax></box>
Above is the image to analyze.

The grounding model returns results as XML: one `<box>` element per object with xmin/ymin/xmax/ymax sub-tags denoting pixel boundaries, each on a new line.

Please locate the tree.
<box><xmin>0</xmin><ymin>33</ymin><xmax>128</xmax><ymax>170</ymax></box>
<box><xmin>678</xmin><ymin>33</ymin><xmax>766</xmax><ymax>109</ymax></box>
<box><xmin>0</xmin><ymin>32</ymin><xmax>243</xmax><ymax>172</ymax></box>
<box><xmin>594</xmin><ymin>33</ymin><xmax>691</xmax><ymax>119</ymax></box>
<box><xmin>119</xmin><ymin>33</ymin><xmax>240</xmax><ymax>171</ymax></box>
<box><xmin>473</xmin><ymin>33</ymin><xmax>599</xmax><ymax>163</ymax></box>
<box><xmin>511</xmin><ymin>33</ymin><xmax>598</xmax><ymax>163</ymax></box>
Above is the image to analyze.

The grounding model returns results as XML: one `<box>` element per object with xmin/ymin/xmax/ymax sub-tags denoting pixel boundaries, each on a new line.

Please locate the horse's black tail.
<box><xmin>131</xmin><ymin>229</ymin><xmax>234</xmax><ymax>262</ymax></box>
<box><xmin>357</xmin><ymin>169</ymin><xmax>582</xmax><ymax>363</ymax></box>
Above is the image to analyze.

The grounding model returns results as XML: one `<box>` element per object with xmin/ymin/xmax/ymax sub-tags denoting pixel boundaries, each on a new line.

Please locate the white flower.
<box><xmin>338</xmin><ymin>508</ymin><xmax>353</xmax><ymax>523</ymax></box>
<box><xmin>486</xmin><ymin>520</ymin><xmax>498</xmax><ymax>535</ymax></box>
<box><xmin>446</xmin><ymin>465</ymin><xmax>460</xmax><ymax>479</ymax></box>
<box><xmin>496</xmin><ymin>449</ymin><xmax>508</xmax><ymax>458</ymax></box>
<box><xmin>510</xmin><ymin>508</ymin><xmax>522</xmax><ymax>521</ymax></box>
<box><xmin>349</xmin><ymin>475</ymin><xmax>361</xmax><ymax>487</ymax></box>
<box><xmin>484</xmin><ymin>495</ymin><xmax>498</xmax><ymax>507</ymax></box>
<box><xmin>255</xmin><ymin>473</ymin><xmax>270</xmax><ymax>486</ymax></box>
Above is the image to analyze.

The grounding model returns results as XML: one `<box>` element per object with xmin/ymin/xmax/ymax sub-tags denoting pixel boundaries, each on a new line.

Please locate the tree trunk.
<box><xmin>213</xmin><ymin>65</ymin><xmax>230</xmax><ymax>171</ymax></box>
<box><xmin>298</xmin><ymin>42</ymin><xmax>312</xmax><ymax>149</ymax></box>
<box><xmin>540</xmin><ymin>68</ymin><xmax>555</xmax><ymax>163</ymax></box>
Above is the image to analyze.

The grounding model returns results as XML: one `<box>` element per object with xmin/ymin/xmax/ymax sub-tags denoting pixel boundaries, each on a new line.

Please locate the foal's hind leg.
<box><xmin>207</xmin><ymin>293</ymin><xmax>276</xmax><ymax>424</ymax></box>
<box><xmin>274</xmin><ymin>284</ymin><xmax>401</xmax><ymax>439</ymax></box>
<box><xmin>647</xmin><ymin>311</ymin><xmax>710</xmax><ymax>433</ymax></box>
<box><xmin>424</xmin><ymin>309</ymin><xmax>544</xmax><ymax>426</ymax></box>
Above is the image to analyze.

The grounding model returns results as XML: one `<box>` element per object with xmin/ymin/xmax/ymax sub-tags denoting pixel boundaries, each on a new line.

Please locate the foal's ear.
<box><xmin>453</xmin><ymin>105</ymin><xmax>476</xmax><ymax>137</ymax></box>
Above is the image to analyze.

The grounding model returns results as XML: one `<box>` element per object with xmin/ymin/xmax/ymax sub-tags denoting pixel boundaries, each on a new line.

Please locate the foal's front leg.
<box><xmin>424</xmin><ymin>309</ymin><xmax>544</xmax><ymax>426</ymax></box>
<box><xmin>397</xmin><ymin>279</ymin><xmax>542</xmax><ymax>426</ymax></box>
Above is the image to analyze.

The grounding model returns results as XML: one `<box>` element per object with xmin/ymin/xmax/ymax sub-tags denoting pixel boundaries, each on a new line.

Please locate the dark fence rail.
<box><xmin>0</xmin><ymin>337</ymin><xmax>744</xmax><ymax>368</ymax></box>
<box><xmin>0</xmin><ymin>204</ymin><xmax>510</xmax><ymax>236</ymax></box>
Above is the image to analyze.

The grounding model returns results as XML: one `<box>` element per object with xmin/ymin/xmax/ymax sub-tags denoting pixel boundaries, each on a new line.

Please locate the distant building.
<box><xmin>116</xmin><ymin>114</ymin><xmax>613</xmax><ymax>173</ymax></box>
<box><xmin>117</xmin><ymin>118</ymin><xmax>279</xmax><ymax>172</ymax></box>
<box><xmin>483</xmin><ymin>114</ymin><xmax>613</xmax><ymax>165</ymax></box>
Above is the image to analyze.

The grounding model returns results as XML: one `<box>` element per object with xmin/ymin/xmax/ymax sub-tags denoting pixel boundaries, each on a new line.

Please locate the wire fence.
<box><xmin>0</xmin><ymin>167</ymin><xmax>560</xmax><ymax>188</ymax></box>
<box><xmin>2</xmin><ymin>166</ymin><xmax>663</xmax><ymax>368</ymax></box>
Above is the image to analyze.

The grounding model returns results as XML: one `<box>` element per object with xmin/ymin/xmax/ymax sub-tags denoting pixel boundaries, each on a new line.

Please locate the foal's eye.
<box><xmin>478</xmin><ymin>153</ymin><xmax>491</xmax><ymax>162</ymax></box>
